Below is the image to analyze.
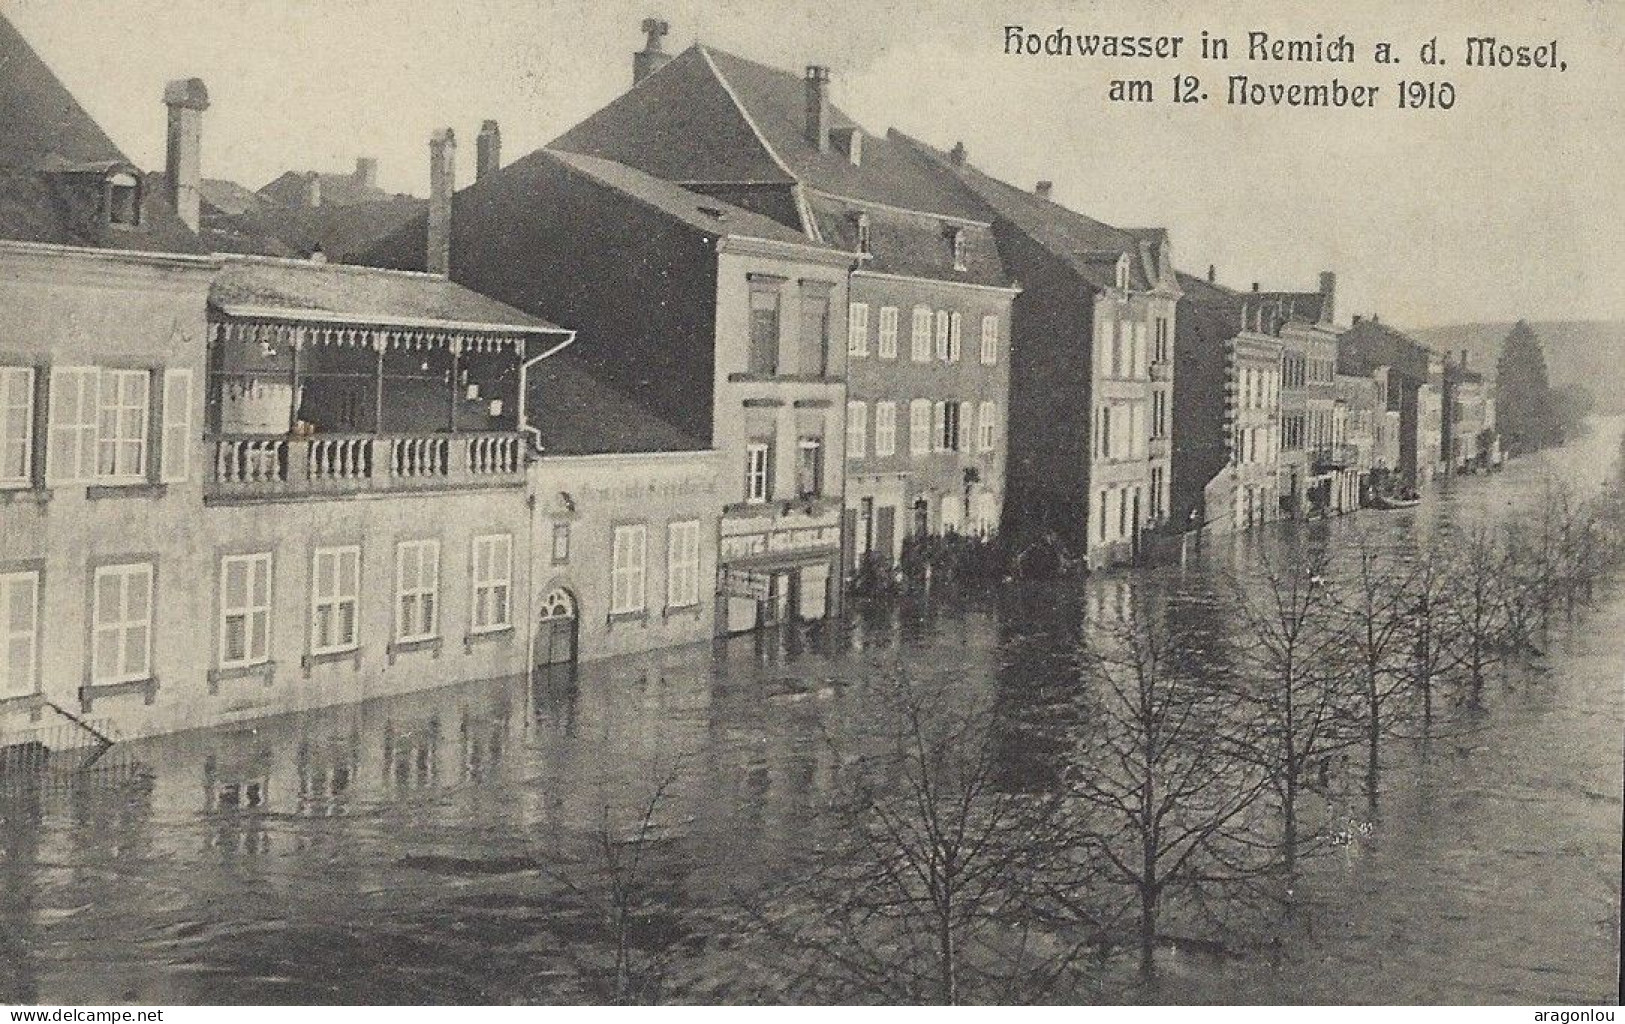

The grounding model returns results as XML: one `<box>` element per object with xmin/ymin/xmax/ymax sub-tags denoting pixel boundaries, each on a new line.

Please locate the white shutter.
<box><xmin>0</xmin><ymin>367</ymin><xmax>35</xmax><ymax>487</ymax></box>
<box><xmin>160</xmin><ymin>368</ymin><xmax>193</xmax><ymax>483</ymax></box>
<box><xmin>957</xmin><ymin>401</ymin><xmax>972</xmax><ymax>453</ymax></box>
<box><xmin>47</xmin><ymin>366</ymin><xmax>98</xmax><ymax>483</ymax></box>
<box><xmin>0</xmin><ymin>572</ymin><xmax>39</xmax><ymax>698</ymax></box>
<box><xmin>932</xmin><ymin>401</ymin><xmax>946</xmax><ymax>452</ymax></box>
<box><xmin>847</xmin><ymin>303</ymin><xmax>869</xmax><ymax>356</ymax></box>
<box><xmin>846</xmin><ymin>401</ymin><xmax>867</xmax><ymax>458</ymax></box>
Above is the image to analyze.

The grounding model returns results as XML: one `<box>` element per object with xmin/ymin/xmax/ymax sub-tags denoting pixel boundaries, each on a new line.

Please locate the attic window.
<box><xmin>1115</xmin><ymin>253</ymin><xmax>1130</xmax><ymax>291</ymax></box>
<box><xmin>106</xmin><ymin>171</ymin><xmax>140</xmax><ymax>227</ymax></box>
<box><xmin>854</xmin><ymin>212</ymin><xmax>872</xmax><ymax>255</ymax></box>
<box><xmin>949</xmin><ymin>226</ymin><xmax>967</xmax><ymax>272</ymax></box>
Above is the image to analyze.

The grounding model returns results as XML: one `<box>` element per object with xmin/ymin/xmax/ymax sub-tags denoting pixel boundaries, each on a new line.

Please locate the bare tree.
<box><xmin>1226</xmin><ymin>545</ymin><xmax>1353</xmax><ymax>881</ymax></box>
<box><xmin>1327</xmin><ymin>534</ymin><xmax>1412</xmax><ymax>806</ymax></box>
<box><xmin>1395</xmin><ymin>546</ymin><xmax>1457</xmax><ymax>729</ymax></box>
<box><xmin>1068</xmin><ymin>596</ymin><xmax>1267</xmax><ymax>983</ymax></box>
<box><xmin>760</xmin><ymin>671</ymin><xmax>1092</xmax><ymax>1004</ymax></box>
<box><xmin>1446</xmin><ymin>524</ymin><xmax>1512</xmax><ymax>702</ymax></box>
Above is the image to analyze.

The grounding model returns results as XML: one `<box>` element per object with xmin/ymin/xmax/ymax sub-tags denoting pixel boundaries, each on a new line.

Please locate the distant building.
<box><xmin>896</xmin><ymin>139</ymin><xmax>1179</xmax><ymax>567</ymax></box>
<box><xmin>1171</xmin><ymin>268</ymin><xmax>1282</xmax><ymax>535</ymax></box>
<box><xmin>1443</xmin><ymin>350</ymin><xmax>1498</xmax><ymax>472</ymax></box>
<box><xmin>1246</xmin><ymin>274</ymin><xmax>1342</xmax><ymax>517</ymax></box>
<box><xmin>1338</xmin><ymin>316</ymin><xmax>1447</xmax><ymax>488</ymax></box>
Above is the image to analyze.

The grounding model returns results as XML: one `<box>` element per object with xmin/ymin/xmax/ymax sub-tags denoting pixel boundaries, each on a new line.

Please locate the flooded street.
<box><xmin>3</xmin><ymin>423</ymin><xmax>1621</xmax><ymax>1006</ymax></box>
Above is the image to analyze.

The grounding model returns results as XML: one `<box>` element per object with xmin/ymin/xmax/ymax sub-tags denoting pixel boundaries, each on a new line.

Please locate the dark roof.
<box><xmin>1252</xmin><ymin>289</ymin><xmax>1327</xmax><ymax>325</ymax></box>
<box><xmin>209</xmin><ymin>255</ymin><xmax>564</xmax><ymax>333</ymax></box>
<box><xmin>0</xmin><ymin>13</ymin><xmax>124</xmax><ymax>169</ymax></box>
<box><xmin>893</xmin><ymin>130</ymin><xmax>1161</xmax><ymax>292</ymax></box>
<box><xmin>553</xmin><ymin>44</ymin><xmax>989</xmax><ymax>221</ymax></box>
<box><xmin>258</xmin><ymin>169</ymin><xmax>408</xmax><ymax>209</ymax></box>
<box><xmin>530</xmin><ymin>353</ymin><xmax>706</xmax><ymax>456</ymax></box>
<box><xmin>543</xmin><ymin>149</ymin><xmax>814</xmax><ymax>244</ymax></box>
<box><xmin>1337</xmin><ymin>318</ymin><xmax>1437</xmax><ymax>380</ymax></box>
<box><xmin>0</xmin><ymin>14</ymin><xmax>203</xmax><ymax>253</ymax></box>
<box><xmin>1175</xmin><ymin>271</ymin><xmax>1248</xmax><ymax>351</ymax></box>
<box><xmin>200</xmin><ymin>178</ymin><xmax>263</xmax><ymax>217</ymax></box>
<box><xmin>807</xmin><ymin>193</ymin><xmax>1007</xmax><ymax>288</ymax></box>
<box><xmin>214</xmin><ymin>195</ymin><xmax>429</xmax><ymax>261</ymax></box>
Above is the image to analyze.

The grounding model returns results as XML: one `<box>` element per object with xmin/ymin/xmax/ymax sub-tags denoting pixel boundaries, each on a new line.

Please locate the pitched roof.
<box><xmin>1337</xmin><ymin>318</ymin><xmax>1437</xmax><ymax>380</ymax></box>
<box><xmin>258</xmin><ymin>169</ymin><xmax>408</xmax><ymax>209</ymax></box>
<box><xmin>0</xmin><ymin>13</ymin><xmax>203</xmax><ymax>253</ymax></box>
<box><xmin>543</xmin><ymin>148</ymin><xmax>814</xmax><ymax>245</ymax></box>
<box><xmin>1252</xmin><ymin>288</ymin><xmax>1327</xmax><ymax>325</ymax></box>
<box><xmin>553</xmin><ymin>44</ymin><xmax>988</xmax><ymax>221</ymax></box>
<box><xmin>807</xmin><ymin>193</ymin><xmax>1007</xmax><ymax>287</ymax></box>
<box><xmin>219</xmin><ymin>195</ymin><xmax>428</xmax><ymax>261</ymax></box>
<box><xmin>209</xmin><ymin>255</ymin><xmax>564</xmax><ymax>333</ymax></box>
<box><xmin>893</xmin><ymin>130</ymin><xmax>1161</xmax><ymax>292</ymax></box>
<box><xmin>529</xmin><ymin>353</ymin><xmax>706</xmax><ymax>455</ymax></box>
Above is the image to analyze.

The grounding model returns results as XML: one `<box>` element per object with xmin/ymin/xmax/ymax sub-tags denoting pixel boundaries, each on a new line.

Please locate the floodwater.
<box><xmin>2</xmin><ymin>423</ymin><xmax>1621</xmax><ymax>1005</ymax></box>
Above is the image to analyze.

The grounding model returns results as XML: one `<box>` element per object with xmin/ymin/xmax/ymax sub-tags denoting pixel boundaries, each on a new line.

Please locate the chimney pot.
<box><xmin>427</xmin><ymin>128</ymin><xmax>456</xmax><ymax>276</ymax></box>
<box><xmin>1034</xmin><ymin>180</ymin><xmax>1053</xmax><ymax>200</ymax></box>
<box><xmin>163</xmin><ymin>78</ymin><xmax>209</xmax><ymax>232</ymax></box>
<box><xmin>1353</xmin><ymin>315</ymin><xmax>1364</xmax><ymax>325</ymax></box>
<box><xmin>949</xmin><ymin>141</ymin><xmax>967</xmax><ymax>167</ymax></box>
<box><xmin>1318</xmin><ymin>270</ymin><xmax>1337</xmax><ymax>324</ymax></box>
<box><xmin>476</xmin><ymin>120</ymin><xmax>502</xmax><ymax>181</ymax></box>
<box><xmin>633</xmin><ymin>17</ymin><xmax>672</xmax><ymax>85</ymax></box>
<box><xmin>1207</xmin><ymin>263</ymin><xmax>1216</xmax><ymax>284</ymax></box>
<box><xmin>1251</xmin><ymin>282</ymin><xmax>1260</xmax><ymax>292</ymax></box>
<box><xmin>354</xmin><ymin>157</ymin><xmax>378</xmax><ymax>188</ymax></box>
<box><xmin>804</xmin><ymin>66</ymin><xmax>831</xmax><ymax>152</ymax></box>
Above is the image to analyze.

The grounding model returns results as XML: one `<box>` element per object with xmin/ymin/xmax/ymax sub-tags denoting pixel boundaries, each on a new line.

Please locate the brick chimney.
<box><xmin>427</xmin><ymin>128</ymin><xmax>456</xmax><ymax>276</ymax></box>
<box><xmin>162</xmin><ymin>78</ymin><xmax>209</xmax><ymax>231</ymax></box>
<box><xmin>1318</xmin><ymin>270</ymin><xmax>1337</xmax><ymax>324</ymax></box>
<box><xmin>633</xmin><ymin>17</ymin><xmax>671</xmax><ymax>86</ymax></box>
<box><xmin>1207</xmin><ymin>264</ymin><xmax>1216</xmax><ymax>284</ymax></box>
<box><xmin>804</xmin><ymin>66</ymin><xmax>831</xmax><ymax>151</ymax></box>
<box><xmin>476</xmin><ymin>120</ymin><xmax>502</xmax><ymax>180</ymax></box>
<box><xmin>949</xmin><ymin>141</ymin><xmax>967</xmax><ymax>167</ymax></box>
<box><xmin>354</xmin><ymin>157</ymin><xmax>378</xmax><ymax>188</ymax></box>
<box><xmin>1034</xmin><ymin>180</ymin><xmax>1053</xmax><ymax>200</ymax></box>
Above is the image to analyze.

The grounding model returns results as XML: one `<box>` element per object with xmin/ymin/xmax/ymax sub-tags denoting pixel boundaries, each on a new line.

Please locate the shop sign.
<box><xmin>721</xmin><ymin>524</ymin><xmax>839</xmax><ymax>561</ymax></box>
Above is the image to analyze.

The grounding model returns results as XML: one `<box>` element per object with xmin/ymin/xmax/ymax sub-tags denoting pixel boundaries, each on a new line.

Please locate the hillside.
<box><xmin>1411</xmin><ymin>320</ymin><xmax>1625</xmax><ymax>413</ymax></box>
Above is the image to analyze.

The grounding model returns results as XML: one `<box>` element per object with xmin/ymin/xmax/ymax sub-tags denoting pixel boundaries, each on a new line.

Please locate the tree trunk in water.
<box><xmin>1366</xmin><ymin>663</ymin><xmax>1381</xmax><ymax>808</ymax></box>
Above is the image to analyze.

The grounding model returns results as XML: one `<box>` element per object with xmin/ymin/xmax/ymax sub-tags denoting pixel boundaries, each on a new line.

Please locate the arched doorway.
<box><xmin>534</xmin><ymin>588</ymin><xmax>578</xmax><ymax>668</ymax></box>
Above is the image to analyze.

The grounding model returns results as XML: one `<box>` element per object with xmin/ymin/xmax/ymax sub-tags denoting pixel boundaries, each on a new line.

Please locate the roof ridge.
<box><xmin>693</xmin><ymin>44</ymin><xmax>801</xmax><ymax>184</ymax></box>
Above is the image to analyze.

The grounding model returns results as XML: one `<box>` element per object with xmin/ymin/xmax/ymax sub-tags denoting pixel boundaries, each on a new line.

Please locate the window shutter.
<box><xmin>160</xmin><ymin>368</ymin><xmax>192</xmax><ymax>483</ymax></box>
<box><xmin>957</xmin><ymin>401</ymin><xmax>972</xmax><ymax>453</ymax></box>
<box><xmin>47</xmin><ymin>366</ymin><xmax>97</xmax><ymax>483</ymax></box>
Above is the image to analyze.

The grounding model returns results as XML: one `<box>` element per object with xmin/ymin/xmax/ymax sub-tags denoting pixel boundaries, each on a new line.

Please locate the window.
<box><xmin>848</xmin><ymin>303</ymin><xmax>870</xmax><ymax>357</ymax></box>
<box><xmin>160</xmin><ymin>368</ymin><xmax>191</xmax><ymax>483</ymax></box>
<box><xmin>1132</xmin><ymin>404</ymin><xmax>1147</xmax><ymax>457</ymax></box>
<box><xmin>878</xmin><ymin>306</ymin><xmax>899</xmax><ymax>359</ymax></box>
<box><xmin>1154</xmin><ymin>316</ymin><xmax>1169</xmax><ymax>363</ymax></box>
<box><xmin>908</xmin><ymin>399</ymin><xmax>930</xmax><ymax>456</ymax></box>
<box><xmin>471</xmin><ymin>534</ymin><xmax>512</xmax><ymax>633</ymax></box>
<box><xmin>1</xmin><ymin>367</ymin><xmax>33</xmax><ymax>487</ymax></box>
<box><xmin>846</xmin><ymin>401</ymin><xmax>867</xmax><ymax>458</ymax></box>
<box><xmin>1100</xmin><ymin>321</ymin><xmax>1116</xmax><ymax>378</ymax></box>
<box><xmin>1096</xmin><ymin>404</ymin><xmax>1112</xmax><ymax>459</ymax></box>
<box><xmin>311</xmin><ymin>546</ymin><xmax>360</xmax><ymax>654</ymax></box>
<box><xmin>1</xmin><ymin>571</ymin><xmax>39</xmax><ymax>698</ymax></box>
<box><xmin>47</xmin><ymin>366</ymin><xmax>98</xmax><ymax>483</ymax></box>
<box><xmin>855</xmin><ymin>212</ymin><xmax>872</xmax><ymax>254</ymax></box>
<box><xmin>956</xmin><ymin>401</ymin><xmax>972</xmax><ymax>453</ymax></box>
<box><xmin>980</xmin><ymin>315</ymin><xmax>999</xmax><ymax>365</ymax></box>
<box><xmin>950</xmin><ymin>228</ymin><xmax>968</xmax><ymax>271</ymax></box>
<box><xmin>1115</xmin><ymin>254</ymin><xmax>1130</xmax><ymax>290</ymax></box>
<box><xmin>745</xmin><ymin>441</ymin><xmax>772</xmax><ymax>503</ymax></box>
<box><xmin>947</xmin><ymin>312</ymin><xmax>962</xmax><ymax>362</ymax></box>
<box><xmin>978</xmin><ymin>401</ymin><xmax>996</xmax><ymax>452</ymax></box>
<box><xmin>934</xmin><ymin>310</ymin><xmax>950</xmax><ymax>361</ymax></box>
<box><xmin>666</xmin><ymin>520</ymin><xmax>700</xmax><ymax>609</ymax></box>
<box><xmin>1152</xmin><ymin>389</ymin><xmax>1167</xmax><ymax>437</ymax></box>
<box><xmin>1133</xmin><ymin>322</ymin><xmax>1147</xmax><ymax>378</ymax></box>
<box><xmin>1150</xmin><ymin>466</ymin><xmax>1165</xmax><ymax>519</ymax></box>
<box><xmin>611</xmin><ymin>524</ymin><xmax>647</xmax><ymax>615</ymax></box>
<box><xmin>395</xmin><ymin>540</ymin><xmax>440</xmax><ymax>642</ymax></box>
<box><xmin>219</xmin><ymin>553</ymin><xmax>271</xmax><ymax>669</ymax></box>
<box><xmin>796</xmin><ymin>437</ymin><xmax>823</xmax><ymax>499</ymax></box>
<box><xmin>874</xmin><ymin>401</ymin><xmax>897</xmax><ymax>457</ymax></box>
<box><xmin>799</xmin><ymin>288</ymin><xmax>831</xmax><ymax>376</ymax></box>
<box><xmin>933</xmin><ymin>401</ymin><xmax>950</xmax><ymax>452</ymax></box>
<box><xmin>1098</xmin><ymin>490</ymin><xmax>1109</xmax><ymax>542</ymax></box>
<box><xmin>911</xmin><ymin>306</ymin><xmax>932</xmax><ymax>362</ymax></box>
<box><xmin>92</xmin><ymin>563</ymin><xmax>152</xmax><ymax>685</ymax></box>
<box><xmin>940</xmin><ymin>493</ymin><xmax>963</xmax><ymax>534</ymax></box>
<box><xmin>551</xmin><ymin>523</ymin><xmax>571</xmax><ymax>565</ymax></box>
<box><xmin>749</xmin><ymin>283</ymin><xmax>781</xmax><ymax>375</ymax></box>
<box><xmin>96</xmin><ymin>369</ymin><xmax>148</xmax><ymax>481</ymax></box>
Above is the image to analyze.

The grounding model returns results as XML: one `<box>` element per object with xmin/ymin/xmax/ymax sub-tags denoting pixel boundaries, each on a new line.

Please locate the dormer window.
<box><xmin>1114</xmin><ymin>253</ymin><xmax>1130</xmax><ymax>291</ymax></box>
<box><xmin>854</xmin><ymin>212</ymin><xmax>872</xmax><ymax>255</ymax></box>
<box><xmin>106</xmin><ymin>171</ymin><xmax>141</xmax><ymax>227</ymax></box>
<box><xmin>949</xmin><ymin>226</ymin><xmax>967</xmax><ymax>271</ymax></box>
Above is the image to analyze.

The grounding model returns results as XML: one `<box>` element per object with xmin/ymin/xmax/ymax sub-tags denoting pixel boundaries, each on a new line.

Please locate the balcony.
<box><xmin>1312</xmin><ymin>443</ymin><xmax>1357</xmax><ymax>473</ymax></box>
<box><xmin>207</xmin><ymin>431</ymin><xmax>526</xmax><ymax>500</ymax></box>
<box><xmin>1149</xmin><ymin>361</ymin><xmax>1172</xmax><ymax>382</ymax></box>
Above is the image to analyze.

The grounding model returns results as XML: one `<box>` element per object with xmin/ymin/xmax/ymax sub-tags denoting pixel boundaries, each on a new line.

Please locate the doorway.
<box><xmin>534</xmin><ymin>588</ymin><xmax>578</xmax><ymax>668</ymax></box>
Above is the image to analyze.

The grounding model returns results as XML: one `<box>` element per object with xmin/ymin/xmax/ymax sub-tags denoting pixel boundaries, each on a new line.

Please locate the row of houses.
<box><xmin>0</xmin><ymin>15</ymin><xmax>1497</xmax><ymax>746</ymax></box>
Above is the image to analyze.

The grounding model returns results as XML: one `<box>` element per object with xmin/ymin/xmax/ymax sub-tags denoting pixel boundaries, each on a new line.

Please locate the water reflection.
<box><xmin>1</xmin><ymin>423</ymin><xmax>1620</xmax><ymax>1004</ymax></box>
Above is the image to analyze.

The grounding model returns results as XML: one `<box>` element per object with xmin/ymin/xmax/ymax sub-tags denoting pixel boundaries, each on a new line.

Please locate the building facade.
<box><xmin>1248</xmin><ymin>274</ymin><xmax>1342</xmax><ymax>518</ymax></box>
<box><xmin>1338</xmin><ymin>316</ymin><xmax>1448</xmax><ymax>490</ymax></box>
<box><xmin>1443</xmin><ymin>352</ymin><xmax>1498</xmax><ymax>473</ymax></box>
<box><xmin>546</xmin><ymin>37</ymin><xmax>1018</xmax><ymax>577</ymax></box>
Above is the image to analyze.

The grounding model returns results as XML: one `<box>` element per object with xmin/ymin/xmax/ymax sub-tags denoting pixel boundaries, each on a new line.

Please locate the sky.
<box><xmin>6</xmin><ymin>0</ymin><xmax>1623</xmax><ymax>328</ymax></box>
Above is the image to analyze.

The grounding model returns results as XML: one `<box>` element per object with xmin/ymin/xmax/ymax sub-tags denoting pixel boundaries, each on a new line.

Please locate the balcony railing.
<box><xmin>209</xmin><ymin>431</ymin><xmax>526</xmax><ymax>499</ymax></box>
